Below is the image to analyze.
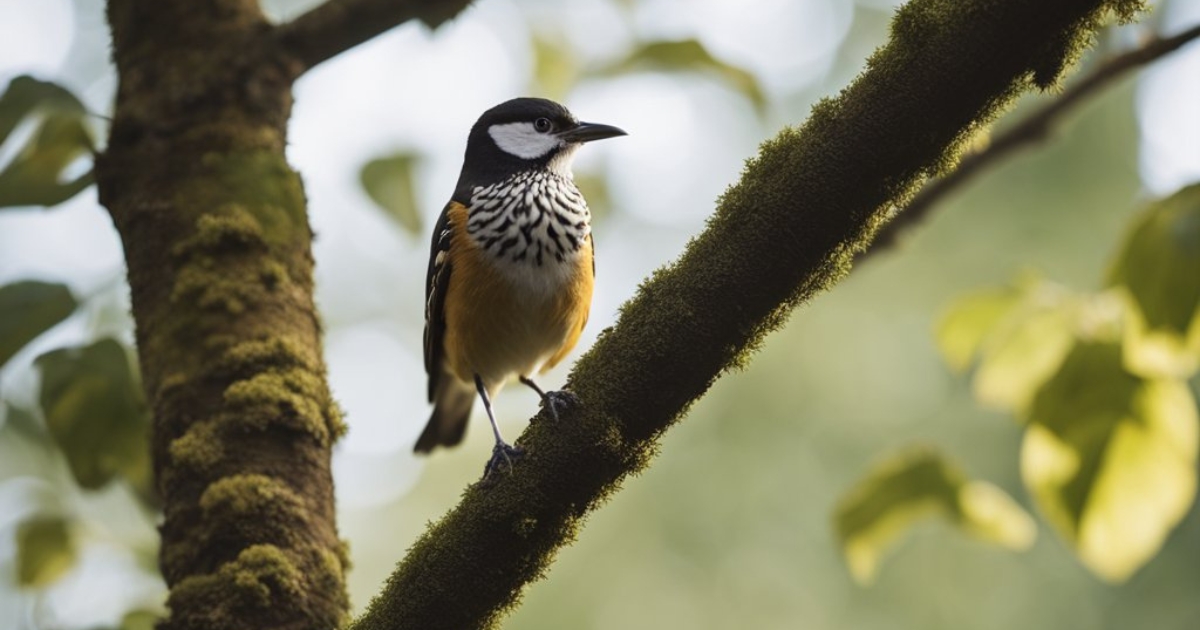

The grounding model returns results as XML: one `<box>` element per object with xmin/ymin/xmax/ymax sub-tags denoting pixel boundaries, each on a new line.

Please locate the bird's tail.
<box><xmin>414</xmin><ymin>378</ymin><xmax>475</xmax><ymax>453</ymax></box>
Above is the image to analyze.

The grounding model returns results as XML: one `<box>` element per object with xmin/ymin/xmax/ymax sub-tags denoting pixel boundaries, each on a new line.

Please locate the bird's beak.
<box><xmin>557</xmin><ymin>121</ymin><xmax>627</xmax><ymax>143</ymax></box>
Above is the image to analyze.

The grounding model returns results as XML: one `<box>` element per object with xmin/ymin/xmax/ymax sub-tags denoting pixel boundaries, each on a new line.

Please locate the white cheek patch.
<box><xmin>488</xmin><ymin>122</ymin><xmax>563</xmax><ymax>160</ymax></box>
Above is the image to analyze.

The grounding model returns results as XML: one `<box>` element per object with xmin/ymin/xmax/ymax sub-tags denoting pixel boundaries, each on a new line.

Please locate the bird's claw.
<box><xmin>540</xmin><ymin>389</ymin><xmax>581</xmax><ymax>422</ymax></box>
<box><xmin>482</xmin><ymin>442</ymin><xmax>525</xmax><ymax>480</ymax></box>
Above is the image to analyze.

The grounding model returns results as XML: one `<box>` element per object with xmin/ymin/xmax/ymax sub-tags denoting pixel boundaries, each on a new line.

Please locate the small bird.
<box><xmin>415</xmin><ymin>98</ymin><xmax>626</xmax><ymax>475</ymax></box>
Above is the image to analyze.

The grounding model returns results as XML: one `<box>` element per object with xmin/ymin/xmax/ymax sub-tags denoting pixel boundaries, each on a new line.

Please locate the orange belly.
<box><xmin>441</xmin><ymin>204</ymin><xmax>593</xmax><ymax>393</ymax></box>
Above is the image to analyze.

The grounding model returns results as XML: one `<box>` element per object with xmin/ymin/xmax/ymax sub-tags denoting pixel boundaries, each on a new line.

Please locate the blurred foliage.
<box><xmin>1024</xmin><ymin>339</ymin><xmax>1197</xmax><ymax>582</ymax></box>
<box><xmin>532</xmin><ymin>34</ymin><xmax>579</xmax><ymax>103</ymax></box>
<box><xmin>360</xmin><ymin>153</ymin><xmax>423</xmax><ymax>235</ymax></box>
<box><xmin>36</xmin><ymin>338</ymin><xmax>154</xmax><ymax>501</ymax></box>
<box><xmin>916</xmin><ymin>182</ymin><xmax>1200</xmax><ymax>584</ymax></box>
<box><xmin>1108</xmin><ymin>183</ymin><xmax>1200</xmax><ymax>377</ymax></box>
<box><xmin>102</xmin><ymin>610</ymin><xmax>161</xmax><ymax>630</ymax></box>
<box><xmin>835</xmin><ymin>448</ymin><xmax>1035</xmax><ymax>584</ymax></box>
<box><xmin>0</xmin><ymin>280</ymin><xmax>76</xmax><ymax>367</ymax></box>
<box><xmin>598</xmin><ymin>39</ymin><xmax>767</xmax><ymax>116</ymax></box>
<box><xmin>0</xmin><ymin>75</ymin><xmax>95</xmax><ymax>209</ymax></box>
<box><xmin>15</xmin><ymin>514</ymin><xmax>76</xmax><ymax>588</ymax></box>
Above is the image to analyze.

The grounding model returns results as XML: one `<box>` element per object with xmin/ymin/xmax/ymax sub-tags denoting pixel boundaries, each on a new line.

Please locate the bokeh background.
<box><xmin>2</xmin><ymin>0</ymin><xmax>1199</xmax><ymax>628</ymax></box>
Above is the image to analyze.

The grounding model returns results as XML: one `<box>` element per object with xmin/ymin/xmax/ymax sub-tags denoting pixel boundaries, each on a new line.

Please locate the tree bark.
<box><xmin>95</xmin><ymin>0</ymin><xmax>477</xmax><ymax>626</ymax></box>
<box><xmin>97</xmin><ymin>2</ymin><xmax>344</xmax><ymax>628</ymax></box>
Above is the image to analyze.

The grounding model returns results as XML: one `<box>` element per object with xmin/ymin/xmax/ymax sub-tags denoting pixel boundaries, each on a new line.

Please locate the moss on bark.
<box><xmin>97</xmin><ymin>2</ymin><xmax>347</xmax><ymax>628</ymax></box>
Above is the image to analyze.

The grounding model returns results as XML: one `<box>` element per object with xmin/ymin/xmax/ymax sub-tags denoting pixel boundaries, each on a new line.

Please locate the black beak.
<box><xmin>557</xmin><ymin>121</ymin><xmax>627</xmax><ymax>143</ymax></box>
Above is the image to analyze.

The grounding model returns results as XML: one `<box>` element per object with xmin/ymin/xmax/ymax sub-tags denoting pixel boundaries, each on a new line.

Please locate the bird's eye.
<box><xmin>533</xmin><ymin>118</ymin><xmax>553</xmax><ymax>133</ymax></box>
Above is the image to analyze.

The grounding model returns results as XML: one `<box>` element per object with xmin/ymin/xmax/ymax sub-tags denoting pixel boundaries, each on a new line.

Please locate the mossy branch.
<box><xmin>350</xmin><ymin>0</ymin><xmax>1144</xmax><ymax>628</ymax></box>
<box><xmin>863</xmin><ymin>21</ymin><xmax>1200</xmax><ymax>259</ymax></box>
<box><xmin>275</xmin><ymin>0</ymin><xmax>476</xmax><ymax>73</ymax></box>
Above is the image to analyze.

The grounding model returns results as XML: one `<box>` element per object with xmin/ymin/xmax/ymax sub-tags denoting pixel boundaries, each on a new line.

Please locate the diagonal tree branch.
<box><xmin>349</xmin><ymin>0</ymin><xmax>1144</xmax><ymax>628</ymax></box>
<box><xmin>862</xmin><ymin>22</ymin><xmax>1200</xmax><ymax>259</ymax></box>
<box><xmin>274</xmin><ymin>0</ymin><xmax>475</xmax><ymax>73</ymax></box>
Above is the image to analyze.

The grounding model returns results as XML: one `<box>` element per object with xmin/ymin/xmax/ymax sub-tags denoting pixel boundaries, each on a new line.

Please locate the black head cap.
<box><xmin>454</xmin><ymin>98</ymin><xmax>625</xmax><ymax>198</ymax></box>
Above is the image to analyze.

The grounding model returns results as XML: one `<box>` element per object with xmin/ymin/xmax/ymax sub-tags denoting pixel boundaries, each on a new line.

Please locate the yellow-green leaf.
<box><xmin>36</xmin><ymin>339</ymin><xmax>153</xmax><ymax>497</ymax></box>
<box><xmin>0</xmin><ymin>113</ymin><xmax>94</xmax><ymax>208</ymax></box>
<box><xmin>15</xmin><ymin>515</ymin><xmax>75</xmax><ymax>587</ymax></box>
<box><xmin>1108</xmin><ymin>183</ymin><xmax>1200</xmax><ymax>378</ymax></box>
<box><xmin>0</xmin><ymin>280</ymin><xmax>77</xmax><ymax>367</ymax></box>
<box><xmin>1022</xmin><ymin>340</ymin><xmax>1198</xmax><ymax>582</ymax></box>
<box><xmin>599</xmin><ymin>39</ymin><xmax>766</xmax><ymax>115</ymax></box>
<box><xmin>971</xmin><ymin>283</ymin><xmax>1079</xmax><ymax>414</ymax></box>
<box><xmin>532</xmin><ymin>34</ymin><xmax>579</xmax><ymax>102</ymax></box>
<box><xmin>935</xmin><ymin>286</ymin><xmax>1023</xmax><ymax>371</ymax></box>
<box><xmin>0</xmin><ymin>75</ymin><xmax>85</xmax><ymax>144</ymax></box>
<box><xmin>835</xmin><ymin>448</ymin><xmax>1035</xmax><ymax>584</ymax></box>
<box><xmin>0</xmin><ymin>76</ymin><xmax>94</xmax><ymax>209</ymax></box>
<box><xmin>360</xmin><ymin>153</ymin><xmax>421</xmax><ymax>235</ymax></box>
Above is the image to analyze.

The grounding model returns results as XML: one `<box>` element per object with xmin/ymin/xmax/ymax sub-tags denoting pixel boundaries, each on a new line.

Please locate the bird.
<box><xmin>414</xmin><ymin>97</ymin><xmax>626</xmax><ymax>476</ymax></box>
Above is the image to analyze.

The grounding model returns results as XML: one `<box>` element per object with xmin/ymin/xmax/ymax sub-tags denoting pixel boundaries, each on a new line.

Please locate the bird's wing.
<box><xmin>424</xmin><ymin>201</ymin><xmax>459</xmax><ymax>401</ymax></box>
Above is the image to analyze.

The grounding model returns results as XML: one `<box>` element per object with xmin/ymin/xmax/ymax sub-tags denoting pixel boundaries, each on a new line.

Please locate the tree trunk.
<box><xmin>96</xmin><ymin>2</ymin><xmax>347</xmax><ymax>628</ymax></box>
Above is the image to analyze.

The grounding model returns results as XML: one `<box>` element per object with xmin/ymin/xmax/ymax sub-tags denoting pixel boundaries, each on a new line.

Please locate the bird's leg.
<box><xmin>519</xmin><ymin>376</ymin><xmax>581</xmax><ymax>422</ymax></box>
<box><xmin>476</xmin><ymin>374</ymin><xmax>523</xmax><ymax>477</ymax></box>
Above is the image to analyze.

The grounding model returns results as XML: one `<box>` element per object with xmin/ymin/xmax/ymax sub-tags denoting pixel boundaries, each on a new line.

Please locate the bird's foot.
<box><xmin>482</xmin><ymin>441</ymin><xmax>525</xmax><ymax>480</ymax></box>
<box><xmin>539</xmin><ymin>389</ymin><xmax>581</xmax><ymax>422</ymax></box>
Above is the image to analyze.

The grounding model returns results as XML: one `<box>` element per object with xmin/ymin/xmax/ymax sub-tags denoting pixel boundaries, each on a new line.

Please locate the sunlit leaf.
<box><xmin>600</xmin><ymin>39</ymin><xmax>766</xmax><ymax>115</ymax></box>
<box><xmin>1022</xmin><ymin>340</ymin><xmax>1198</xmax><ymax>582</ymax></box>
<box><xmin>1108</xmin><ymin>183</ymin><xmax>1200</xmax><ymax>378</ymax></box>
<box><xmin>835</xmin><ymin>448</ymin><xmax>1035</xmax><ymax>584</ymax></box>
<box><xmin>971</xmin><ymin>281</ymin><xmax>1079</xmax><ymax>413</ymax></box>
<box><xmin>935</xmin><ymin>285</ymin><xmax>1023</xmax><ymax>371</ymax></box>
<box><xmin>0</xmin><ymin>76</ymin><xmax>94</xmax><ymax>209</ymax></box>
<box><xmin>360</xmin><ymin>153</ymin><xmax>421</xmax><ymax>235</ymax></box>
<box><xmin>0</xmin><ymin>280</ymin><xmax>77</xmax><ymax>367</ymax></box>
<box><xmin>36</xmin><ymin>338</ymin><xmax>153</xmax><ymax>497</ymax></box>
<box><xmin>15</xmin><ymin>515</ymin><xmax>75</xmax><ymax>587</ymax></box>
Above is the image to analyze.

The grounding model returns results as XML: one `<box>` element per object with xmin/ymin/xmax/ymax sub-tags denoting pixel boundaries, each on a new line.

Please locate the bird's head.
<box><xmin>456</xmin><ymin>98</ymin><xmax>625</xmax><ymax>193</ymax></box>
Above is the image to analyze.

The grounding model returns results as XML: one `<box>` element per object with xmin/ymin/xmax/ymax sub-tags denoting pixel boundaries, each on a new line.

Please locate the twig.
<box><xmin>861</xmin><ymin>23</ymin><xmax>1200</xmax><ymax>260</ymax></box>
<box><xmin>274</xmin><ymin>0</ymin><xmax>475</xmax><ymax>73</ymax></box>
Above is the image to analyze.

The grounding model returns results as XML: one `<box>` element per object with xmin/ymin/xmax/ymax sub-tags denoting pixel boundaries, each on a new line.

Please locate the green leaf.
<box><xmin>1108</xmin><ymin>183</ymin><xmax>1200</xmax><ymax>378</ymax></box>
<box><xmin>0</xmin><ymin>113</ymin><xmax>95</xmax><ymax>208</ymax></box>
<box><xmin>36</xmin><ymin>339</ymin><xmax>153</xmax><ymax>496</ymax></box>
<box><xmin>835</xmin><ymin>448</ymin><xmax>1035</xmax><ymax>584</ymax></box>
<box><xmin>600</xmin><ymin>39</ymin><xmax>766</xmax><ymax>115</ymax></box>
<box><xmin>935</xmin><ymin>285</ymin><xmax>1023</xmax><ymax>371</ymax></box>
<box><xmin>15</xmin><ymin>515</ymin><xmax>76</xmax><ymax>587</ymax></box>
<box><xmin>1022</xmin><ymin>340</ymin><xmax>1198</xmax><ymax>582</ymax></box>
<box><xmin>961</xmin><ymin>277</ymin><xmax>1082</xmax><ymax>414</ymax></box>
<box><xmin>532</xmin><ymin>34</ymin><xmax>580</xmax><ymax>102</ymax></box>
<box><xmin>0</xmin><ymin>280</ymin><xmax>77</xmax><ymax>367</ymax></box>
<box><xmin>0</xmin><ymin>75</ymin><xmax>85</xmax><ymax>144</ymax></box>
<box><xmin>360</xmin><ymin>153</ymin><xmax>421</xmax><ymax>235</ymax></box>
<box><xmin>0</xmin><ymin>76</ymin><xmax>94</xmax><ymax>209</ymax></box>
